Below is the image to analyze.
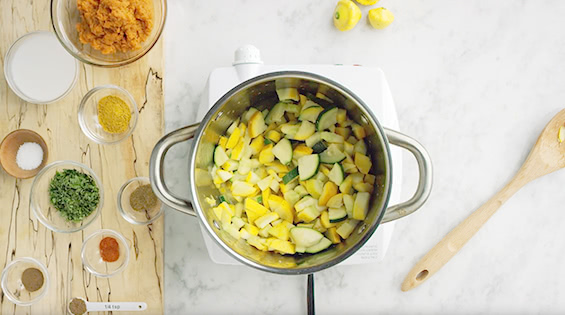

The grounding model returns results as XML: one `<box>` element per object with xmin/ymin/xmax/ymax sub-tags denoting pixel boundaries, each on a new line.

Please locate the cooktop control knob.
<box><xmin>233</xmin><ymin>45</ymin><xmax>263</xmax><ymax>65</ymax></box>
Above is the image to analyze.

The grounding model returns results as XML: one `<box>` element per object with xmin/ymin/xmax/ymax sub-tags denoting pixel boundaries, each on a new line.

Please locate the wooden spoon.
<box><xmin>402</xmin><ymin>109</ymin><xmax>565</xmax><ymax>291</ymax></box>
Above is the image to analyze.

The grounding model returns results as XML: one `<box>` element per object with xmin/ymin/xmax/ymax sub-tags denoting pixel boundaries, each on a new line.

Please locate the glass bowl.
<box><xmin>50</xmin><ymin>0</ymin><xmax>167</xmax><ymax>67</ymax></box>
<box><xmin>117</xmin><ymin>177</ymin><xmax>163</xmax><ymax>225</ymax></box>
<box><xmin>1</xmin><ymin>257</ymin><xmax>50</xmax><ymax>306</ymax></box>
<box><xmin>30</xmin><ymin>160</ymin><xmax>103</xmax><ymax>233</ymax></box>
<box><xmin>78</xmin><ymin>85</ymin><xmax>138</xmax><ymax>145</ymax></box>
<box><xmin>81</xmin><ymin>229</ymin><xmax>130</xmax><ymax>278</ymax></box>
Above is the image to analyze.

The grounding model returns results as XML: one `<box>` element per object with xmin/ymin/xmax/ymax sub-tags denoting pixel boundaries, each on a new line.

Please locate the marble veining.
<box><xmin>163</xmin><ymin>0</ymin><xmax>565</xmax><ymax>313</ymax></box>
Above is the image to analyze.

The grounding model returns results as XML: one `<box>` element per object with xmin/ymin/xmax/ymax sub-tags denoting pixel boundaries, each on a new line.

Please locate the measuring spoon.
<box><xmin>68</xmin><ymin>297</ymin><xmax>147</xmax><ymax>314</ymax></box>
<box><xmin>402</xmin><ymin>108</ymin><xmax>565</xmax><ymax>291</ymax></box>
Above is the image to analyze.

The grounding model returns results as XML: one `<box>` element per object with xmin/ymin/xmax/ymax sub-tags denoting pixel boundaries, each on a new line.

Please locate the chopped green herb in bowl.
<box><xmin>49</xmin><ymin>169</ymin><xmax>100</xmax><ymax>222</ymax></box>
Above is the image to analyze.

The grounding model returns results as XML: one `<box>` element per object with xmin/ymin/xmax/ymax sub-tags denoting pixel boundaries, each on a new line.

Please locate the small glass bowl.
<box><xmin>117</xmin><ymin>177</ymin><xmax>163</xmax><ymax>225</ymax></box>
<box><xmin>30</xmin><ymin>160</ymin><xmax>103</xmax><ymax>233</ymax></box>
<box><xmin>50</xmin><ymin>0</ymin><xmax>167</xmax><ymax>67</ymax></box>
<box><xmin>1</xmin><ymin>257</ymin><xmax>50</xmax><ymax>306</ymax></box>
<box><xmin>78</xmin><ymin>85</ymin><xmax>138</xmax><ymax>145</ymax></box>
<box><xmin>81</xmin><ymin>229</ymin><xmax>130</xmax><ymax>278</ymax></box>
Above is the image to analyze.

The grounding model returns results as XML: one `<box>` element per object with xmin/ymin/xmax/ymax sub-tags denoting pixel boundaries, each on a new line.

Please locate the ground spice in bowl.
<box><xmin>97</xmin><ymin>95</ymin><xmax>131</xmax><ymax>134</ymax></box>
<box><xmin>69</xmin><ymin>297</ymin><xmax>87</xmax><ymax>315</ymax></box>
<box><xmin>21</xmin><ymin>267</ymin><xmax>44</xmax><ymax>292</ymax></box>
<box><xmin>129</xmin><ymin>184</ymin><xmax>158</xmax><ymax>212</ymax></box>
<box><xmin>99</xmin><ymin>237</ymin><xmax>120</xmax><ymax>262</ymax></box>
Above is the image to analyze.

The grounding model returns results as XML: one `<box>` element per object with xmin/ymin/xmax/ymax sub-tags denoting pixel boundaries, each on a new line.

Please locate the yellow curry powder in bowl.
<box><xmin>76</xmin><ymin>0</ymin><xmax>154</xmax><ymax>55</ymax></box>
<box><xmin>97</xmin><ymin>95</ymin><xmax>131</xmax><ymax>134</ymax></box>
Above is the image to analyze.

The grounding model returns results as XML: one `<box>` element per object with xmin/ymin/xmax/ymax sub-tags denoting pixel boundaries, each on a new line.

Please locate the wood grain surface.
<box><xmin>0</xmin><ymin>0</ymin><xmax>165</xmax><ymax>313</ymax></box>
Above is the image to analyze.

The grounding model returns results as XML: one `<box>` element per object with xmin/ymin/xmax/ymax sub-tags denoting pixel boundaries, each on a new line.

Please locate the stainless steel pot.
<box><xmin>149</xmin><ymin>71</ymin><xmax>432</xmax><ymax>275</ymax></box>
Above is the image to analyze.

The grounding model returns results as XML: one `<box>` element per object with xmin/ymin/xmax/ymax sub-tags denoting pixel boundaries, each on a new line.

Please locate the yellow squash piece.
<box><xmin>231</xmin><ymin>181</ymin><xmax>257</xmax><ymax>197</ymax></box>
<box><xmin>368</xmin><ymin>7</ymin><xmax>395</xmax><ymax>30</ymax></box>
<box><xmin>318</xmin><ymin>182</ymin><xmax>338</xmax><ymax>206</ymax></box>
<box><xmin>333</xmin><ymin>0</ymin><xmax>362</xmax><ymax>32</ymax></box>
<box><xmin>266</xmin><ymin>130</ymin><xmax>281</xmax><ymax>143</ymax></box>
<box><xmin>255</xmin><ymin>212</ymin><xmax>280</xmax><ymax>229</ymax></box>
<box><xmin>267</xmin><ymin>239</ymin><xmax>295</xmax><ymax>255</ymax></box>
<box><xmin>231</xmin><ymin>141</ymin><xmax>246</xmax><ymax>161</ymax></box>
<box><xmin>226</xmin><ymin>127</ymin><xmax>241</xmax><ymax>149</ymax></box>
<box><xmin>293</xmin><ymin>144</ymin><xmax>313</xmax><ymax>159</ymax></box>
<box><xmin>262</xmin><ymin>188</ymin><xmax>271</xmax><ymax>209</ymax></box>
<box><xmin>320</xmin><ymin>211</ymin><xmax>336</xmax><ymax>229</ymax></box>
<box><xmin>354</xmin><ymin>152</ymin><xmax>372</xmax><ymax>174</ymax></box>
<box><xmin>559</xmin><ymin>126</ymin><xmax>565</xmax><ymax>143</ymax></box>
<box><xmin>244</xmin><ymin>223</ymin><xmax>259</xmax><ymax>236</ymax></box>
<box><xmin>297</xmin><ymin>206</ymin><xmax>321</xmax><ymax>223</ymax></box>
<box><xmin>259</xmin><ymin>144</ymin><xmax>275</xmax><ymax>164</ymax></box>
<box><xmin>268</xmin><ymin>195</ymin><xmax>294</xmax><ymax>222</ymax></box>
<box><xmin>248</xmin><ymin>111</ymin><xmax>267</xmax><ymax>138</ymax></box>
<box><xmin>268</xmin><ymin>223</ymin><xmax>290</xmax><ymax>241</ymax></box>
<box><xmin>356</xmin><ymin>0</ymin><xmax>378</xmax><ymax>4</ymax></box>
<box><xmin>305</xmin><ymin>179</ymin><xmax>324</xmax><ymax>199</ymax></box>
<box><xmin>218</xmin><ymin>136</ymin><xmax>228</xmax><ymax>149</ymax></box>
<box><xmin>250</xmin><ymin>135</ymin><xmax>265</xmax><ymax>154</ymax></box>
<box><xmin>325</xmin><ymin>227</ymin><xmax>341</xmax><ymax>244</ymax></box>
<box><xmin>247</xmin><ymin>236</ymin><xmax>267</xmax><ymax>251</ymax></box>
<box><xmin>353</xmin><ymin>192</ymin><xmax>370</xmax><ymax>220</ymax></box>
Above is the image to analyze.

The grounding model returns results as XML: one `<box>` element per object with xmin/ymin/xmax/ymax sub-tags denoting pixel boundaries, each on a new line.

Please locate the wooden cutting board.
<box><xmin>0</xmin><ymin>0</ymin><xmax>165</xmax><ymax>314</ymax></box>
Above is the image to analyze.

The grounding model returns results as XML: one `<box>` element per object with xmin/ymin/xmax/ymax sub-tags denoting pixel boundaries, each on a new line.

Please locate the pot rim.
<box><xmin>189</xmin><ymin>71</ymin><xmax>393</xmax><ymax>274</ymax></box>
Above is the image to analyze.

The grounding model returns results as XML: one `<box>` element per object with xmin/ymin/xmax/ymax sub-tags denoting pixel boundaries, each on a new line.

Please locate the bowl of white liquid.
<box><xmin>4</xmin><ymin>31</ymin><xmax>78</xmax><ymax>104</ymax></box>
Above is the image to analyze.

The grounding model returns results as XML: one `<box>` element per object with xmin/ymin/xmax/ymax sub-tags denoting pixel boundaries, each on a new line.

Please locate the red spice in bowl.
<box><xmin>99</xmin><ymin>237</ymin><xmax>119</xmax><ymax>262</ymax></box>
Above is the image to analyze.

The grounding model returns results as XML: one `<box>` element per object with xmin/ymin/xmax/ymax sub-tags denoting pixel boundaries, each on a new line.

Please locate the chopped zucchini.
<box><xmin>276</xmin><ymin>88</ymin><xmax>299</xmax><ymax>102</ymax></box>
<box><xmin>290</xmin><ymin>227</ymin><xmax>324</xmax><ymax>247</ymax></box>
<box><xmin>282</xmin><ymin>167</ymin><xmax>299</xmax><ymax>184</ymax></box>
<box><xmin>214</xmin><ymin>146</ymin><xmax>229</xmax><ymax>167</ymax></box>
<box><xmin>305</xmin><ymin>237</ymin><xmax>332</xmax><ymax>254</ymax></box>
<box><xmin>299</xmin><ymin>106</ymin><xmax>324</xmax><ymax>123</ymax></box>
<box><xmin>298</xmin><ymin>154</ymin><xmax>320</xmax><ymax>181</ymax></box>
<box><xmin>328</xmin><ymin>163</ymin><xmax>345</xmax><ymax>185</ymax></box>
<box><xmin>316</xmin><ymin>107</ymin><xmax>338</xmax><ymax>131</ymax></box>
<box><xmin>265</xmin><ymin>102</ymin><xmax>288</xmax><ymax>124</ymax></box>
<box><xmin>272</xmin><ymin>138</ymin><xmax>293</xmax><ymax>165</ymax></box>
<box><xmin>328</xmin><ymin>208</ymin><xmax>347</xmax><ymax>223</ymax></box>
<box><xmin>319</xmin><ymin>144</ymin><xmax>346</xmax><ymax>164</ymax></box>
<box><xmin>312</xmin><ymin>141</ymin><xmax>328</xmax><ymax>154</ymax></box>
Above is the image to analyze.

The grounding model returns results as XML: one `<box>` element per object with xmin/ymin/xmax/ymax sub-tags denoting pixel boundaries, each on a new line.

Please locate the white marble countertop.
<box><xmin>162</xmin><ymin>0</ymin><xmax>565</xmax><ymax>313</ymax></box>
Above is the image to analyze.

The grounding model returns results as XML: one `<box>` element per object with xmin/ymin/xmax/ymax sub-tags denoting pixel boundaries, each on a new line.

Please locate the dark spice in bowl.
<box><xmin>69</xmin><ymin>297</ymin><xmax>87</xmax><ymax>315</ymax></box>
<box><xmin>21</xmin><ymin>267</ymin><xmax>44</xmax><ymax>292</ymax></box>
<box><xmin>129</xmin><ymin>184</ymin><xmax>158</xmax><ymax>211</ymax></box>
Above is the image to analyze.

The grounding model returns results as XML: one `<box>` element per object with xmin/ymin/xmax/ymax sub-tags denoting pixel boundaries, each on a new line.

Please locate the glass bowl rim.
<box><xmin>50</xmin><ymin>0</ymin><xmax>168</xmax><ymax>68</ymax></box>
<box><xmin>30</xmin><ymin>160</ymin><xmax>104</xmax><ymax>233</ymax></box>
<box><xmin>81</xmin><ymin>229</ymin><xmax>130</xmax><ymax>278</ymax></box>
<box><xmin>117</xmin><ymin>176</ymin><xmax>163</xmax><ymax>225</ymax></box>
<box><xmin>77</xmin><ymin>84</ymin><xmax>139</xmax><ymax>145</ymax></box>
<box><xmin>0</xmin><ymin>257</ymin><xmax>50</xmax><ymax>306</ymax></box>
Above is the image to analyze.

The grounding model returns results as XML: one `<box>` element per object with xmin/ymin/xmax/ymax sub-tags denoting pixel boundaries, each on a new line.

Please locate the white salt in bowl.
<box><xmin>4</xmin><ymin>31</ymin><xmax>78</xmax><ymax>104</ymax></box>
<box><xmin>0</xmin><ymin>129</ymin><xmax>49</xmax><ymax>179</ymax></box>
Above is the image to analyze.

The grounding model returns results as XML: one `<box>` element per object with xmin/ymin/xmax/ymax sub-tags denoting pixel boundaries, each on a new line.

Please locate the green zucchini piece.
<box><xmin>316</xmin><ymin>107</ymin><xmax>338</xmax><ymax>131</ymax></box>
<box><xmin>312</xmin><ymin>141</ymin><xmax>328</xmax><ymax>154</ymax></box>
<box><xmin>272</xmin><ymin>138</ymin><xmax>293</xmax><ymax>165</ymax></box>
<box><xmin>305</xmin><ymin>237</ymin><xmax>332</xmax><ymax>254</ymax></box>
<box><xmin>214</xmin><ymin>146</ymin><xmax>229</xmax><ymax>167</ymax></box>
<box><xmin>282</xmin><ymin>167</ymin><xmax>299</xmax><ymax>184</ymax></box>
<box><xmin>319</xmin><ymin>145</ymin><xmax>346</xmax><ymax>164</ymax></box>
<box><xmin>298</xmin><ymin>154</ymin><xmax>320</xmax><ymax>181</ymax></box>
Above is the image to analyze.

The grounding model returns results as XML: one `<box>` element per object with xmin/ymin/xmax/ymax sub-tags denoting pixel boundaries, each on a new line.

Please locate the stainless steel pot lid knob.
<box><xmin>233</xmin><ymin>45</ymin><xmax>263</xmax><ymax>65</ymax></box>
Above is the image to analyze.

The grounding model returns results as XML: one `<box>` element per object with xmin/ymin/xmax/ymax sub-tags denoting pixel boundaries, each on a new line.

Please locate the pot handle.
<box><xmin>382</xmin><ymin>128</ymin><xmax>433</xmax><ymax>223</ymax></box>
<box><xmin>149</xmin><ymin>123</ymin><xmax>200</xmax><ymax>217</ymax></box>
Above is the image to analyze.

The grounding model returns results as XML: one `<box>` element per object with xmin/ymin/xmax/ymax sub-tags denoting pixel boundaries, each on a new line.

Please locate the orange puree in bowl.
<box><xmin>76</xmin><ymin>0</ymin><xmax>154</xmax><ymax>55</ymax></box>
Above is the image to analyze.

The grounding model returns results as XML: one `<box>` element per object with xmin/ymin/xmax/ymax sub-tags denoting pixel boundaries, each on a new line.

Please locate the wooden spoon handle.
<box><xmin>401</xmin><ymin>173</ymin><xmax>529</xmax><ymax>291</ymax></box>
